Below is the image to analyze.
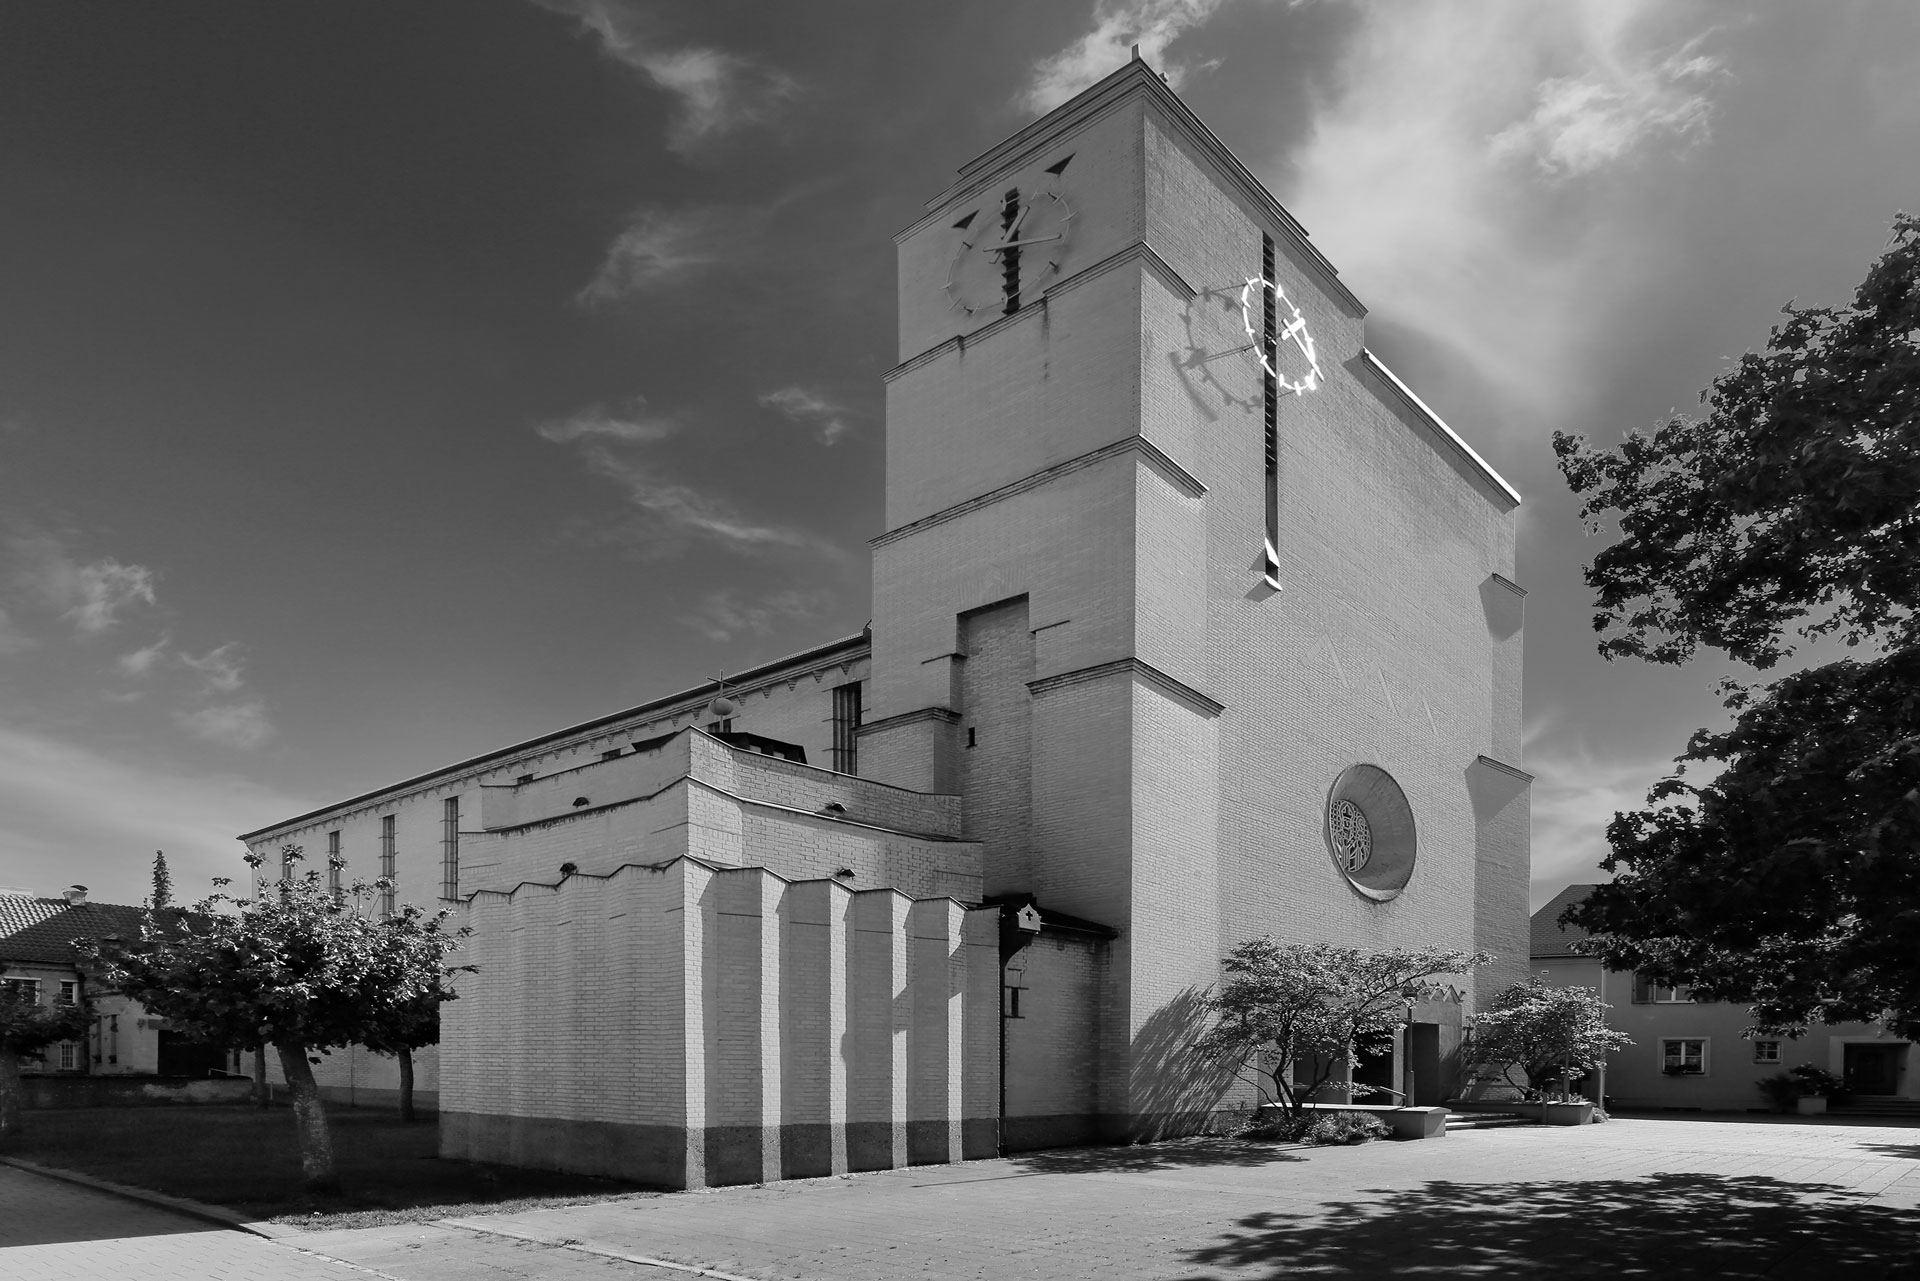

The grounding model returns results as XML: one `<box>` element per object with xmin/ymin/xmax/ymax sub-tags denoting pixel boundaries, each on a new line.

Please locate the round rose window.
<box><xmin>1325</xmin><ymin>765</ymin><xmax>1416</xmax><ymax>901</ymax></box>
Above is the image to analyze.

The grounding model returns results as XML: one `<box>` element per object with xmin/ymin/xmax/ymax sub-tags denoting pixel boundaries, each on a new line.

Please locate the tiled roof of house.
<box><xmin>0</xmin><ymin>894</ymin><xmax>69</xmax><ymax>938</ymax></box>
<box><xmin>0</xmin><ymin>895</ymin><xmax>151</xmax><ymax>967</ymax></box>
<box><xmin>1531</xmin><ymin>884</ymin><xmax>1599</xmax><ymax>959</ymax></box>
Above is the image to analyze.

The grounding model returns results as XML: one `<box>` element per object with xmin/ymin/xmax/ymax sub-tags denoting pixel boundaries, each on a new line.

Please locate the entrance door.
<box><xmin>1405</xmin><ymin>1023</ymin><xmax>1444</xmax><ymax>1106</ymax></box>
<box><xmin>1352</xmin><ymin>1041</ymin><xmax>1396</xmax><ymax>1102</ymax></box>
<box><xmin>1843</xmin><ymin>1043</ymin><xmax>1904</xmax><ymax>1096</ymax></box>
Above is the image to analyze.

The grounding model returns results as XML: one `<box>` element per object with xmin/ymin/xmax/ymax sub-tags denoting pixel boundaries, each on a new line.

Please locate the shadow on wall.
<box><xmin>1182</xmin><ymin>1172</ymin><xmax>1920</xmax><ymax>1278</ymax></box>
<box><xmin>1129</xmin><ymin>987</ymin><xmax>1243</xmax><ymax>1140</ymax></box>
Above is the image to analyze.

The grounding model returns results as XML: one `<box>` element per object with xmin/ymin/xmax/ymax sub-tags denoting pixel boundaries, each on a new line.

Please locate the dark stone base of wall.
<box><xmin>23</xmin><ymin>1076</ymin><xmax>254</xmax><ymax>1109</ymax></box>
<box><xmin>441</xmin><ymin>1111</ymin><xmax>1001</xmax><ymax>1190</ymax></box>
<box><xmin>315</xmin><ymin>1086</ymin><xmax>439</xmax><ymax>1114</ymax></box>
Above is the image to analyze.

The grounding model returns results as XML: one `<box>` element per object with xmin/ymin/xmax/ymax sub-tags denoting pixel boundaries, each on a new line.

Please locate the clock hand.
<box><xmin>984</xmin><ymin>234</ymin><xmax>1062</xmax><ymax>253</ymax></box>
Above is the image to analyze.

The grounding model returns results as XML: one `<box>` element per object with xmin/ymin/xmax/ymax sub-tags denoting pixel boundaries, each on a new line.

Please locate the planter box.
<box><xmin>1541</xmin><ymin>1101</ymin><xmax>1594</xmax><ymax>1126</ymax></box>
<box><xmin>1796</xmin><ymin>1095</ymin><xmax>1829</xmax><ymax>1115</ymax></box>
<box><xmin>1281</xmin><ymin>1103</ymin><xmax>1449</xmax><ymax>1140</ymax></box>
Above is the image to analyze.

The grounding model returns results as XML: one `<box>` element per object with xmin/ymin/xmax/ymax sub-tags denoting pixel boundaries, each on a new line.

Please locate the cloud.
<box><xmin>1022</xmin><ymin>0</ymin><xmax>1231</xmax><ymax>113</ymax></box>
<box><xmin>115</xmin><ymin>635</ymin><xmax>171</xmax><ymax>677</ymax></box>
<box><xmin>1490</xmin><ymin>36</ymin><xmax>1719</xmax><ymax>178</ymax></box>
<box><xmin>575</xmin><ymin>205</ymin><xmax>757</xmax><ymax>305</ymax></box>
<box><xmin>16</xmin><ymin>537</ymin><xmax>158</xmax><ymax>637</ymax></box>
<box><xmin>179</xmin><ymin>642</ymin><xmax>247</xmax><ymax>694</ymax></box>
<box><xmin>758</xmin><ymin>386</ymin><xmax>853</xmax><ymax>445</ymax></box>
<box><xmin>1283</xmin><ymin>1</ymin><xmax>1726</xmax><ymax>415</ymax></box>
<box><xmin>0</xmin><ymin>719</ymin><xmax>311</xmax><ymax>904</ymax></box>
<box><xmin>533</xmin><ymin>398</ymin><xmax>676</xmax><ymax>445</ymax></box>
<box><xmin>536</xmin><ymin>398</ymin><xmax>817</xmax><ymax>556</ymax></box>
<box><xmin>176</xmin><ymin>701</ymin><xmax>275</xmax><ymax>750</ymax></box>
<box><xmin>0</xmin><ymin>606</ymin><xmax>33</xmax><ymax>656</ymax></box>
<box><xmin>534</xmin><ymin>0</ymin><xmax>800</xmax><ymax>154</ymax></box>
<box><xmin>677</xmin><ymin>588</ymin><xmax>833</xmax><ymax>643</ymax></box>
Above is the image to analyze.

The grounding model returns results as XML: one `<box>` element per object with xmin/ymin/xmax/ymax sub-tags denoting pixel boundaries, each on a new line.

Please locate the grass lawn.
<box><xmin>4</xmin><ymin>1104</ymin><xmax>661</xmax><ymax>1227</ymax></box>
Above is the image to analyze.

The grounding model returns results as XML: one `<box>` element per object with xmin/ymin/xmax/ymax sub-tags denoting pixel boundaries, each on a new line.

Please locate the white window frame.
<box><xmin>1753</xmin><ymin>1040</ymin><xmax>1780</xmax><ymax>1063</ymax></box>
<box><xmin>1661</xmin><ymin>1037</ymin><xmax>1709</xmax><ymax>1076</ymax></box>
<box><xmin>1633</xmin><ymin>973</ymin><xmax>1694</xmax><ymax>1003</ymax></box>
<box><xmin>3</xmin><ymin>977</ymin><xmax>41</xmax><ymax>1004</ymax></box>
<box><xmin>58</xmin><ymin>1040</ymin><xmax>77</xmax><ymax>1070</ymax></box>
<box><xmin>56</xmin><ymin>980</ymin><xmax>78</xmax><ymax>1006</ymax></box>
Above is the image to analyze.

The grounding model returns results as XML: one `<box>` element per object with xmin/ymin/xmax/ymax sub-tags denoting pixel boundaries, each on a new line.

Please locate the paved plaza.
<box><xmin>5</xmin><ymin>1115</ymin><xmax>1919</xmax><ymax>1279</ymax></box>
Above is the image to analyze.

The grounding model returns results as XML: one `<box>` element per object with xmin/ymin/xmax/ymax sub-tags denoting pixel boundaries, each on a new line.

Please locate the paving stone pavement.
<box><xmin>297</xmin><ymin>1115</ymin><xmax>1920</xmax><ymax>1280</ymax></box>
<box><xmin>7</xmin><ymin>1116</ymin><xmax>1920</xmax><ymax>1279</ymax></box>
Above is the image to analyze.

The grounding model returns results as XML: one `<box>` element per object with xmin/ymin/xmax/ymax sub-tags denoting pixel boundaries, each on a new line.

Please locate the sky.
<box><xmin>2</xmin><ymin>1</ymin><xmax>1917</xmax><ymax>910</ymax></box>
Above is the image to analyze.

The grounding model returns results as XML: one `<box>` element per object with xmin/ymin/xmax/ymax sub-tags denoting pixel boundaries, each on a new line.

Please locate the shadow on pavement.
<box><xmin>1007</xmin><ymin>1136</ymin><xmax>1305</xmax><ymax>1175</ymax></box>
<box><xmin>0</xmin><ymin>1166</ymin><xmax>214</xmax><ymax>1248</ymax></box>
<box><xmin>1180</xmin><ymin>1172</ymin><xmax>1920</xmax><ymax>1278</ymax></box>
<box><xmin>1860</xmin><ymin>1143</ymin><xmax>1920</xmax><ymax>1161</ymax></box>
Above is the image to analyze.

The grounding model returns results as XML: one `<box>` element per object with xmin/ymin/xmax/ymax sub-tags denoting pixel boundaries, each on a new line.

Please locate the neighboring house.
<box><xmin>0</xmin><ymin>886</ymin><xmax>229</xmax><ymax>1078</ymax></box>
<box><xmin>1534</xmin><ymin>885</ymin><xmax>1916</xmax><ymax>1111</ymax></box>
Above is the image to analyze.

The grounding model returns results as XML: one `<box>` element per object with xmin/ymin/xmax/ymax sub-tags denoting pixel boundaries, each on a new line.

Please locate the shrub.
<box><xmin>1303</xmin><ymin>1111</ymin><xmax>1390</xmax><ymax>1146</ymax></box>
<box><xmin>1757</xmin><ymin>1072</ymin><xmax>1803</xmax><ymax>1111</ymax></box>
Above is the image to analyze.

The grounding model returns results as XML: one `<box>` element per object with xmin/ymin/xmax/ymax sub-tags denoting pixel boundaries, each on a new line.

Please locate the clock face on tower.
<box><xmin>945</xmin><ymin>185</ymin><xmax>1074</xmax><ymax>321</ymax></box>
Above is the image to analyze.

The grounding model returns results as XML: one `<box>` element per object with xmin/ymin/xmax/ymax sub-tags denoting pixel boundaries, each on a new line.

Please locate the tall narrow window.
<box><xmin>379</xmin><ymin>814</ymin><xmax>397</xmax><ymax>918</ymax></box>
<box><xmin>441</xmin><ymin>797</ymin><xmax>460</xmax><ymax>901</ymax></box>
<box><xmin>327</xmin><ymin>830</ymin><xmax>342</xmax><ymax>898</ymax></box>
<box><xmin>1260</xmin><ymin>233</ymin><xmax>1281</xmax><ymax>587</ymax></box>
<box><xmin>1000</xmin><ymin>188</ymin><xmax>1022</xmax><ymax>314</ymax></box>
<box><xmin>831</xmin><ymin>681</ymin><xmax>863</xmax><ymax>774</ymax></box>
<box><xmin>57</xmin><ymin>980</ymin><xmax>77</xmax><ymax>1006</ymax></box>
<box><xmin>280</xmin><ymin>845</ymin><xmax>295</xmax><ymax>882</ymax></box>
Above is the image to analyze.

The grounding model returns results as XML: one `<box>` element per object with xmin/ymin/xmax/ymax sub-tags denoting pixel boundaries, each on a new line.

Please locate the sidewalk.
<box><xmin>297</xmin><ymin>1116</ymin><xmax>1920</xmax><ymax>1279</ymax></box>
<box><xmin>7</xmin><ymin>1116</ymin><xmax>1918</xmax><ymax>1278</ymax></box>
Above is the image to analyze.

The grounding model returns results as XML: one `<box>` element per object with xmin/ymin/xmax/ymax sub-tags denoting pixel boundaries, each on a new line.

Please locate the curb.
<box><xmin>0</xmin><ymin>1154</ymin><xmax>300</xmax><ymax>1240</ymax></box>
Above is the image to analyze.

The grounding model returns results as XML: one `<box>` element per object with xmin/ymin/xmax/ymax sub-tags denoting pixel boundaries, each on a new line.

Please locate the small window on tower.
<box><xmin>831</xmin><ymin>681</ymin><xmax>862</xmax><ymax>774</ymax></box>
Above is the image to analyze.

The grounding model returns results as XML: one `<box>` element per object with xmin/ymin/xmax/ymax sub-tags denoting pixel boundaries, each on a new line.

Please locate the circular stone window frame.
<box><xmin>1325</xmin><ymin>764</ymin><xmax>1417</xmax><ymax>902</ymax></box>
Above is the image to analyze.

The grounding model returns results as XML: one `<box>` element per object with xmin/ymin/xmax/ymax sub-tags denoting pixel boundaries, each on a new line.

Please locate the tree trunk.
<box><xmin>0</xmin><ymin>1045</ymin><xmax>23</xmax><ymax>1142</ymax></box>
<box><xmin>251</xmin><ymin>1039</ymin><xmax>269</xmax><ymax>1108</ymax></box>
<box><xmin>274</xmin><ymin>1040</ymin><xmax>339</xmax><ymax>1194</ymax></box>
<box><xmin>397</xmin><ymin>1047</ymin><xmax>415</xmax><ymax>1123</ymax></box>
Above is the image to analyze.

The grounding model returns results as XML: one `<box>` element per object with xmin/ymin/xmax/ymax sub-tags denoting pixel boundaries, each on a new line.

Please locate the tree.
<box><xmin>0</xmin><ymin>983</ymin><xmax>92</xmax><ymax>1142</ymax></box>
<box><xmin>1193</xmin><ymin>940</ymin><xmax>1490</xmax><ymax>1118</ymax></box>
<box><xmin>149</xmin><ymin>850</ymin><xmax>172</xmax><ymax>911</ymax></box>
<box><xmin>1553</xmin><ymin>213</ymin><xmax>1920</xmax><ymax>1036</ymax></box>
<box><xmin>84</xmin><ymin>846</ymin><xmax>470</xmax><ymax>1191</ymax></box>
<box><xmin>1466</xmin><ymin>979</ymin><xmax>1632</xmax><ymax>1100</ymax></box>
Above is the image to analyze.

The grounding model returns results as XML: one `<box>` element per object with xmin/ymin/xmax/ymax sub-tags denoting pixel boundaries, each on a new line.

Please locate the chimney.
<box><xmin>63</xmin><ymin>885</ymin><xmax>88</xmax><ymax>905</ymax></box>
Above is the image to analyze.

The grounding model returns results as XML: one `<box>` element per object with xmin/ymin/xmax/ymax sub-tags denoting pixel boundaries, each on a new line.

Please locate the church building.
<box><xmin>240</xmin><ymin>56</ymin><xmax>1530</xmax><ymax>1189</ymax></box>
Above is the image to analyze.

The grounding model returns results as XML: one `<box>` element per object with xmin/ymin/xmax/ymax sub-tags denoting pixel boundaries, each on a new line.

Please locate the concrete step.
<box><xmin>1830</xmin><ymin>1101</ymin><xmax>1920</xmax><ymax>1116</ymax></box>
<box><xmin>1445</xmin><ymin>1111</ymin><xmax>1535</xmax><ymax>1130</ymax></box>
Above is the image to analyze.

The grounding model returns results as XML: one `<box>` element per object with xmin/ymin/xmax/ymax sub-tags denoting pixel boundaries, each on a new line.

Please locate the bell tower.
<box><xmin>861</xmin><ymin>57</ymin><xmax>1527</xmax><ymax>1140</ymax></box>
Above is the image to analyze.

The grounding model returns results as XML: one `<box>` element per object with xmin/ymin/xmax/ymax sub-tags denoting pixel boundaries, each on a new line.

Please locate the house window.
<box><xmin>280</xmin><ymin>845</ymin><xmax>295</xmax><ymax>881</ymax></box>
<box><xmin>1633</xmin><ymin>973</ymin><xmax>1693</xmax><ymax>1003</ymax></box>
<box><xmin>327</xmin><ymin>830</ymin><xmax>343</xmax><ymax>897</ymax></box>
<box><xmin>707</xmin><ymin>718</ymin><xmax>733</xmax><ymax>733</ymax></box>
<box><xmin>57</xmin><ymin>980</ymin><xmax>78</xmax><ymax>1006</ymax></box>
<box><xmin>379</xmin><ymin>814</ymin><xmax>397</xmax><ymax>917</ymax></box>
<box><xmin>831</xmin><ymin>681</ymin><xmax>862</xmax><ymax>774</ymax></box>
<box><xmin>1753</xmin><ymin>1040</ymin><xmax>1781</xmax><ymax>1063</ymax></box>
<box><xmin>441</xmin><ymin>796</ymin><xmax>460</xmax><ymax>901</ymax></box>
<box><xmin>58</xmin><ymin>1040</ymin><xmax>77</xmax><ymax>1070</ymax></box>
<box><xmin>1661</xmin><ymin>1038</ymin><xmax>1708</xmax><ymax>1076</ymax></box>
<box><xmin>3</xmin><ymin>977</ymin><xmax>40</xmax><ymax>1004</ymax></box>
